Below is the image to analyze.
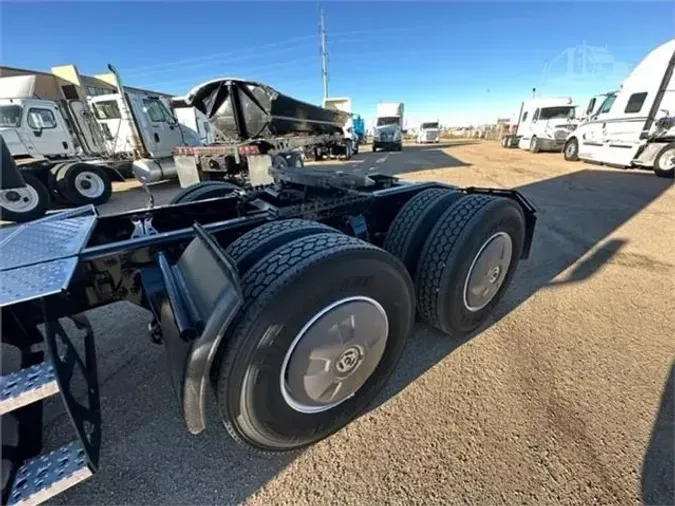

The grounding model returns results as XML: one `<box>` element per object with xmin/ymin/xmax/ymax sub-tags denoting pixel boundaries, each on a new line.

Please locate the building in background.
<box><xmin>0</xmin><ymin>65</ymin><xmax>171</xmax><ymax>99</ymax></box>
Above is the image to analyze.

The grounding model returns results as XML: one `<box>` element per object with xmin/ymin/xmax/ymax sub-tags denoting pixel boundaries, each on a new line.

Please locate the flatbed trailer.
<box><xmin>0</xmin><ymin>162</ymin><xmax>536</xmax><ymax>505</ymax></box>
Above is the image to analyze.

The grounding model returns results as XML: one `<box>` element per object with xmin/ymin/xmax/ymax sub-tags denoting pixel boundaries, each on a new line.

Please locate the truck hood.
<box><xmin>374</xmin><ymin>125</ymin><xmax>401</xmax><ymax>135</ymax></box>
<box><xmin>0</xmin><ymin>128</ymin><xmax>30</xmax><ymax>157</ymax></box>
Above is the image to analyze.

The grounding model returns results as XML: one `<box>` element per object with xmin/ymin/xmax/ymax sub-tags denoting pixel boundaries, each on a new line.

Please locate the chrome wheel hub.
<box><xmin>463</xmin><ymin>232</ymin><xmax>513</xmax><ymax>312</ymax></box>
<box><xmin>280</xmin><ymin>296</ymin><xmax>389</xmax><ymax>414</ymax></box>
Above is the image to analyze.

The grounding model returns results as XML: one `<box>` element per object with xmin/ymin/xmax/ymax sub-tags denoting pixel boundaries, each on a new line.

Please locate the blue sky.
<box><xmin>1</xmin><ymin>2</ymin><xmax>673</xmax><ymax>125</ymax></box>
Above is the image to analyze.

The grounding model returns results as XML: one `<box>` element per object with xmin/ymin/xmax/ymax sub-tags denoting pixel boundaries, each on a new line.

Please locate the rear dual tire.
<box><xmin>384</xmin><ymin>189</ymin><xmax>525</xmax><ymax>337</ymax></box>
<box><xmin>55</xmin><ymin>163</ymin><xmax>112</xmax><ymax>206</ymax></box>
<box><xmin>214</xmin><ymin>225</ymin><xmax>415</xmax><ymax>451</ymax></box>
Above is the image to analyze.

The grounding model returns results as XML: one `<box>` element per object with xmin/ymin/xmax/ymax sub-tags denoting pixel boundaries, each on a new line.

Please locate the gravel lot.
<box><xmin>44</xmin><ymin>140</ymin><xmax>673</xmax><ymax>505</ymax></box>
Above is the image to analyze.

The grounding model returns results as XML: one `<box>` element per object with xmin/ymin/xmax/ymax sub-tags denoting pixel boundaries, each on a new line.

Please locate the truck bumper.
<box><xmin>538</xmin><ymin>138</ymin><xmax>566</xmax><ymax>152</ymax></box>
<box><xmin>373</xmin><ymin>141</ymin><xmax>402</xmax><ymax>151</ymax></box>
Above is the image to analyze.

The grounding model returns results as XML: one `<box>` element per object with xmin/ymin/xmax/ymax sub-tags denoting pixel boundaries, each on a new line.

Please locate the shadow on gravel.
<box><xmin>49</xmin><ymin>168</ymin><xmax>671</xmax><ymax>505</ymax></box>
<box><xmin>369</xmin><ymin>169</ymin><xmax>672</xmax><ymax>411</ymax></box>
<box><xmin>641</xmin><ymin>364</ymin><xmax>675</xmax><ymax>506</ymax></box>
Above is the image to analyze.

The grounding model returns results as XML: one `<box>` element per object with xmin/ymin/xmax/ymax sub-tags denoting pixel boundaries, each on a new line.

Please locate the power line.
<box><xmin>132</xmin><ymin>46</ymin><xmax>455</xmax><ymax>93</ymax></box>
<box><xmin>120</xmin><ymin>34</ymin><xmax>316</xmax><ymax>74</ymax></box>
<box><xmin>120</xmin><ymin>26</ymin><xmax>427</xmax><ymax>77</ymax></box>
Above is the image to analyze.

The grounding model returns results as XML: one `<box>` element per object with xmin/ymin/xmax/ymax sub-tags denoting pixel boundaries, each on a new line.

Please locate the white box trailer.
<box><xmin>322</xmin><ymin>97</ymin><xmax>352</xmax><ymax>114</ymax></box>
<box><xmin>562</xmin><ymin>38</ymin><xmax>675</xmax><ymax>178</ymax></box>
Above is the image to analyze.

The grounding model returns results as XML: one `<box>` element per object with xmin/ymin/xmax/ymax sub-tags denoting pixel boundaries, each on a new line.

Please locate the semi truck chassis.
<box><xmin>0</xmin><ymin>167</ymin><xmax>536</xmax><ymax>505</ymax></box>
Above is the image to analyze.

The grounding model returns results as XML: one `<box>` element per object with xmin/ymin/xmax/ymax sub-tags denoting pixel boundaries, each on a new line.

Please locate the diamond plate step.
<box><xmin>8</xmin><ymin>441</ymin><xmax>92</xmax><ymax>506</ymax></box>
<box><xmin>0</xmin><ymin>362</ymin><xmax>58</xmax><ymax>416</ymax></box>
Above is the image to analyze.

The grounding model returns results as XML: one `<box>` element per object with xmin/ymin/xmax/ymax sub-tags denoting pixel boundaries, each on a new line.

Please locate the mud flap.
<box><xmin>147</xmin><ymin>223</ymin><xmax>243</xmax><ymax>434</ymax></box>
<box><xmin>99</xmin><ymin>166</ymin><xmax>126</xmax><ymax>183</ymax></box>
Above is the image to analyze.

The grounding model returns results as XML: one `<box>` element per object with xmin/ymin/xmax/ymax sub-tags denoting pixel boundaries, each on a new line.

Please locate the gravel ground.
<box><xmin>41</xmin><ymin>140</ymin><xmax>673</xmax><ymax>505</ymax></box>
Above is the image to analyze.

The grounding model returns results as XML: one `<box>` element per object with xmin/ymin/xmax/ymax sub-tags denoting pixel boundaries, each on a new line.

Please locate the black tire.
<box><xmin>416</xmin><ymin>195</ymin><xmax>525</xmax><ymax>336</ymax></box>
<box><xmin>213</xmin><ymin>233</ymin><xmax>415</xmax><ymax>451</ymax></box>
<box><xmin>653</xmin><ymin>143</ymin><xmax>675</xmax><ymax>179</ymax></box>
<box><xmin>371</xmin><ymin>144</ymin><xmax>377</xmax><ymax>153</ymax></box>
<box><xmin>501</xmin><ymin>137</ymin><xmax>509</xmax><ymax>148</ymax></box>
<box><xmin>0</xmin><ymin>172</ymin><xmax>50</xmax><ymax>223</ymax></box>
<box><xmin>353</xmin><ymin>142</ymin><xmax>359</xmax><ymax>155</ymax></box>
<box><xmin>272</xmin><ymin>155</ymin><xmax>288</xmax><ymax>171</ymax></box>
<box><xmin>383</xmin><ymin>188</ymin><xmax>464</xmax><ymax>276</ymax></box>
<box><xmin>343</xmin><ymin>140</ymin><xmax>353</xmax><ymax>160</ymax></box>
<box><xmin>284</xmin><ymin>152</ymin><xmax>304</xmax><ymax>169</ymax></box>
<box><xmin>529</xmin><ymin>137</ymin><xmax>540</xmax><ymax>153</ymax></box>
<box><xmin>225</xmin><ymin>219</ymin><xmax>338</xmax><ymax>275</ymax></box>
<box><xmin>170</xmin><ymin>181</ymin><xmax>239</xmax><ymax>204</ymax></box>
<box><xmin>56</xmin><ymin>163</ymin><xmax>112</xmax><ymax>206</ymax></box>
<box><xmin>396</xmin><ymin>142</ymin><xmax>403</xmax><ymax>152</ymax></box>
<box><xmin>564</xmin><ymin>137</ymin><xmax>580</xmax><ymax>161</ymax></box>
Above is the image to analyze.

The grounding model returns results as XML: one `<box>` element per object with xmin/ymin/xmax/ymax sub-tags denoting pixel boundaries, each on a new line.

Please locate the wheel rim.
<box><xmin>660</xmin><ymin>148</ymin><xmax>675</xmax><ymax>170</ymax></box>
<box><xmin>0</xmin><ymin>185</ymin><xmax>39</xmax><ymax>213</ymax></box>
<box><xmin>463</xmin><ymin>232</ymin><xmax>513</xmax><ymax>312</ymax></box>
<box><xmin>566</xmin><ymin>141</ymin><xmax>577</xmax><ymax>157</ymax></box>
<box><xmin>74</xmin><ymin>171</ymin><xmax>105</xmax><ymax>199</ymax></box>
<box><xmin>280</xmin><ymin>296</ymin><xmax>389</xmax><ymax>414</ymax></box>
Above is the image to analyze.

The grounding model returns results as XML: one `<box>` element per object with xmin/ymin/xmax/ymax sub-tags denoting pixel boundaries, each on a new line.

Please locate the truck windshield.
<box><xmin>377</xmin><ymin>117</ymin><xmax>400</xmax><ymax>126</ymax></box>
<box><xmin>0</xmin><ymin>105</ymin><xmax>22</xmax><ymax>127</ymax></box>
<box><xmin>539</xmin><ymin>107</ymin><xmax>575</xmax><ymax>120</ymax></box>
<box><xmin>421</xmin><ymin>122</ymin><xmax>439</xmax><ymax>129</ymax></box>
<box><xmin>597</xmin><ymin>94</ymin><xmax>617</xmax><ymax>115</ymax></box>
<box><xmin>93</xmin><ymin>101</ymin><xmax>121</xmax><ymax>120</ymax></box>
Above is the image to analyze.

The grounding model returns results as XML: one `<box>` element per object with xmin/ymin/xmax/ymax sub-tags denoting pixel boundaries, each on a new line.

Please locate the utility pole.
<box><xmin>319</xmin><ymin>6</ymin><xmax>328</xmax><ymax>101</ymax></box>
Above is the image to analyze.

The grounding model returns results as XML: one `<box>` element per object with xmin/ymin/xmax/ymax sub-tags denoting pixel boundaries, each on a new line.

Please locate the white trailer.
<box><xmin>563</xmin><ymin>39</ymin><xmax>675</xmax><ymax>178</ymax></box>
<box><xmin>322</xmin><ymin>97</ymin><xmax>360</xmax><ymax>154</ymax></box>
<box><xmin>373</xmin><ymin>102</ymin><xmax>404</xmax><ymax>152</ymax></box>
<box><xmin>501</xmin><ymin>97</ymin><xmax>577</xmax><ymax>152</ymax></box>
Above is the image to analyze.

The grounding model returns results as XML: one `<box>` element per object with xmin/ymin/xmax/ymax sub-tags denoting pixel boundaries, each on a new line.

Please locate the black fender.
<box><xmin>98</xmin><ymin>165</ymin><xmax>126</xmax><ymax>183</ymax></box>
<box><xmin>141</xmin><ymin>223</ymin><xmax>243</xmax><ymax>434</ymax></box>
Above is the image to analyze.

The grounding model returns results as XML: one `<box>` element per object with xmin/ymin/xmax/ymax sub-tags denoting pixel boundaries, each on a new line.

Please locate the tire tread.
<box><xmin>215</xmin><ymin>233</ymin><xmax>393</xmax><ymax>451</ymax></box>
<box><xmin>416</xmin><ymin>194</ymin><xmax>494</xmax><ymax>328</ymax></box>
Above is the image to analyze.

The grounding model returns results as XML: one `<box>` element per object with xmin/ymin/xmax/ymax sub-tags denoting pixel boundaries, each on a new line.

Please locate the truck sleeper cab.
<box><xmin>516</xmin><ymin>100</ymin><xmax>577</xmax><ymax>153</ymax></box>
<box><xmin>563</xmin><ymin>39</ymin><xmax>675</xmax><ymax>178</ymax></box>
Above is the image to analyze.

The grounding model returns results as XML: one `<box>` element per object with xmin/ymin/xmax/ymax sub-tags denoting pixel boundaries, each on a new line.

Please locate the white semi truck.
<box><xmin>373</xmin><ymin>102</ymin><xmax>404</xmax><ymax>152</ymax></box>
<box><xmin>501</xmin><ymin>97</ymin><xmax>577</xmax><ymax>153</ymax></box>
<box><xmin>0</xmin><ymin>75</ymin><xmax>126</xmax><ymax>222</ymax></box>
<box><xmin>562</xmin><ymin>38</ymin><xmax>675</xmax><ymax>178</ymax></box>
<box><xmin>417</xmin><ymin>120</ymin><xmax>441</xmax><ymax>143</ymax></box>
<box><xmin>0</xmin><ymin>65</ymin><xmax>204</xmax><ymax>222</ymax></box>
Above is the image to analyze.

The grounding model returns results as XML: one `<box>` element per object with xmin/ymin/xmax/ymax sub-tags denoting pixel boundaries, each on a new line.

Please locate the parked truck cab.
<box><xmin>563</xmin><ymin>39</ymin><xmax>675</xmax><ymax>178</ymax></box>
<box><xmin>417</xmin><ymin>121</ymin><xmax>440</xmax><ymax>143</ymax></box>
<box><xmin>515</xmin><ymin>98</ymin><xmax>577</xmax><ymax>153</ymax></box>
<box><xmin>373</xmin><ymin>102</ymin><xmax>404</xmax><ymax>152</ymax></box>
<box><xmin>0</xmin><ymin>98</ymin><xmax>77</xmax><ymax>159</ymax></box>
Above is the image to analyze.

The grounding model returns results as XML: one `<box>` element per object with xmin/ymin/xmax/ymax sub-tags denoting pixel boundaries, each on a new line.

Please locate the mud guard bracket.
<box><xmin>148</xmin><ymin>222</ymin><xmax>243</xmax><ymax>434</ymax></box>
